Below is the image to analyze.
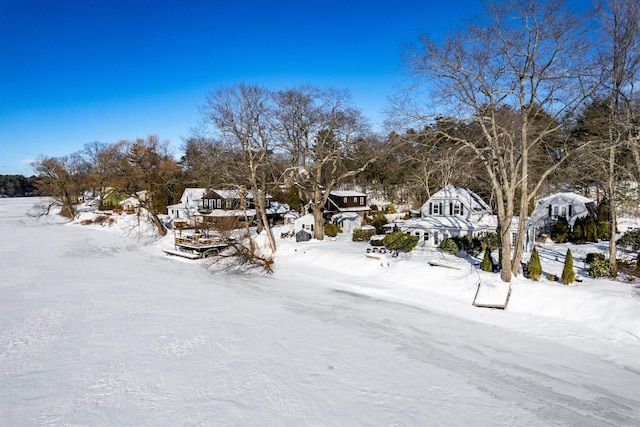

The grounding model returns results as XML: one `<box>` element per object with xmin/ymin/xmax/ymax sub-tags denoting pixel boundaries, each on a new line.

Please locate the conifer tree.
<box><xmin>572</xmin><ymin>217</ymin><xmax>585</xmax><ymax>244</ymax></box>
<box><xmin>552</xmin><ymin>217</ymin><xmax>570</xmax><ymax>243</ymax></box>
<box><xmin>528</xmin><ymin>246</ymin><xmax>542</xmax><ymax>281</ymax></box>
<box><xmin>584</xmin><ymin>214</ymin><xmax>598</xmax><ymax>242</ymax></box>
<box><xmin>481</xmin><ymin>248</ymin><xmax>493</xmax><ymax>272</ymax></box>
<box><xmin>596</xmin><ymin>201</ymin><xmax>610</xmax><ymax>241</ymax></box>
<box><xmin>561</xmin><ymin>249</ymin><xmax>575</xmax><ymax>285</ymax></box>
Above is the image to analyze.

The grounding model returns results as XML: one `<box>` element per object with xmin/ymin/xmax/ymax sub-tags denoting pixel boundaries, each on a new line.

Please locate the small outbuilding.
<box><xmin>294</xmin><ymin>213</ymin><xmax>316</xmax><ymax>242</ymax></box>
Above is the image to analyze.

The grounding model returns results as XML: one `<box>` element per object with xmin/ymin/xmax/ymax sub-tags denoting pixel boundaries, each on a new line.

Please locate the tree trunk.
<box><xmin>607</xmin><ymin>147</ymin><xmax>618</xmax><ymax>278</ymax></box>
<box><xmin>499</xmin><ymin>216</ymin><xmax>513</xmax><ymax>282</ymax></box>
<box><xmin>312</xmin><ymin>186</ymin><xmax>325</xmax><ymax>240</ymax></box>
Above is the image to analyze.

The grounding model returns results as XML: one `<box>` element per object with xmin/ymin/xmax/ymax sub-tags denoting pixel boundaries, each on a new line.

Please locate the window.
<box><xmin>433</xmin><ymin>203</ymin><xmax>440</xmax><ymax>215</ymax></box>
<box><xmin>216</xmin><ymin>199</ymin><xmax>221</xmax><ymax>209</ymax></box>
<box><xmin>453</xmin><ymin>204</ymin><xmax>461</xmax><ymax>215</ymax></box>
<box><xmin>343</xmin><ymin>197</ymin><xmax>347</xmax><ymax>204</ymax></box>
<box><xmin>360</xmin><ymin>197</ymin><xmax>364</xmax><ymax>205</ymax></box>
<box><xmin>553</xmin><ymin>206</ymin><xmax>559</xmax><ymax>218</ymax></box>
<box><xmin>353</xmin><ymin>197</ymin><xmax>358</xmax><ymax>203</ymax></box>
<box><xmin>226</xmin><ymin>199</ymin><xmax>232</xmax><ymax>209</ymax></box>
<box><xmin>560</xmin><ymin>206</ymin><xmax>567</xmax><ymax>218</ymax></box>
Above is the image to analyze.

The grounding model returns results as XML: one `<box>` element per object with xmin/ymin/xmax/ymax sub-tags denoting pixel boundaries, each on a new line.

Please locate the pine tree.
<box><xmin>584</xmin><ymin>214</ymin><xmax>598</xmax><ymax>242</ymax></box>
<box><xmin>572</xmin><ymin>217</ymin><xmax>585</xmax><ymax>244</ymax></box>
<box><xmin>561</xmin><ymin>248</ymin><xmax>575</xmax><ymax>285</ymax></box>
<box><xmin>528</xmin><ymin>246</ymin><xmax>542</xmax><ymax>281</ymax></box>
<box><xmin>596</xmin><ymin>200</ymin><xmax>610</xmax><ymax>240</ymax></box>
<box><xmin>552</xmin><ymin>216</ymin><xmax>570</xmax><ymax>243</ymax></box>
<box><xmin>480</xmin><ymin>248</ymin><xmax>493</xmax><ymax>272</ymax></box>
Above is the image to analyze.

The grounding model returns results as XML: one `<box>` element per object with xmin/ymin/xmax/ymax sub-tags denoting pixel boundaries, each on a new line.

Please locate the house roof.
<box><xmin>202</xmin><ymin>189</ymin><xmax>273</xmax><ymax>200</ymax></box>
<box><xmin>204</xmin><ymin>209</ymin><xmax>256</xmax><ymax>217</ymax></box>
<box><xmin>535</xmin><ymin>192</ymin><xmax>595</xmax><ymax>206</ymax></box>
<box><xmin>180</xmin><ymin>188</ymin><xmax>206</xmax><ymax>203</ymax></box>
<box><xmin>265</xmin><ymin>202</ymin><xmax>289</xmax><ymax>215</ymax></box>
<box><xmin>428</xmin><ymin>184</ymin><xmax>491</xmax><ymax>213</ymax></box>
<box><xmin>330</xmin><ymin>190</ymin><xmax>367</xmax><ymax>198</ymax></box>
<box><xmin>203</xmin><ymin>189</ymin><xmax>254</xmax><ymax>200</ymax></box>
<box><xmin>331</xmin><ymin>212</ymin><xmax>361</xmax><ymax>221</ymax></box>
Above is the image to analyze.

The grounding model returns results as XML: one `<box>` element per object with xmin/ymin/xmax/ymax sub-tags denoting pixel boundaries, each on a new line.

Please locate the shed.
<box><xmin>294</xmin><ymin>213</ymin><xmax>316</xmax><ymax>242</ymax></box>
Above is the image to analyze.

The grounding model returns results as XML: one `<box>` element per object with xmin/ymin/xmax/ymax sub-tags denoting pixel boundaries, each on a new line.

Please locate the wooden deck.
<box><xmin>163</xmin><ymin>249</ymin><xmax>201</xmax><ymax>259</ymax></box>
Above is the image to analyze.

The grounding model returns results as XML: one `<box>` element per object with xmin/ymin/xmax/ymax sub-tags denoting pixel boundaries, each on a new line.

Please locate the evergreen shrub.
<box><xmin>552</xmin><ymin>217</ymin><xmax>570</xmax><ymax>243</ymax></box>
<box><xmin>617</xmin><ymin>228</ymin><xmax>640</xmax><ymax>251</ymax></box>
<box><xmin>324</xmin><ymin>222</ymin><xmax>340</xmax><ymax>237</ymax></box>
<box><xmin>382</xmin><ymin>232</ymin><xmax>419</xmax><ymax>255</ymax></box>
<box><xmin>480</xmin><ymin>248</ymin><xmax>494</xmax><ymax>272</ymax></box>
<box><xmin>585</xmin><ymin>252</ymin><xmax>605</xmax><ymax>264</ymax></box>
<box><xmin>371</xmin><ymin>213</ymin><xmax>388</xmax><ymax>234</ymax></box>
<box><xmin>528</xmin><ymin>247</ymin><xmax>542</xmax><ymax>281</ymax></box>
<box><xmin>588</xmin><ymin>258</ymin><xmax>610</xmax><ymax>278</ymax></box>
<box><xmin>561</xmin><ymin>249</ymin><xmax>575</xmax><ymax>285</ymax></box>
<box><xmin>440</xmin><ymin>238</ymin><xmax>459</xmax><ymax>255</ymax></box>
<box><xmin>481</xmin><ymin>232</ymin><xmax>499</xmax><ymax>250</ymax></box>
<box><xmin>352</xmin><ymin>228</ymin><xmax>375</xmax><ymax>242</ymax></box>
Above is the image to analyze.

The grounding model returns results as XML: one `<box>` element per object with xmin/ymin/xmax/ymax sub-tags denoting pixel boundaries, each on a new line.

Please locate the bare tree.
<box><xmin>32</xmin><ymin>155</ymin><xmax>85</xmax><ymax>218</ymax></box>
<box><xmin>598</xmin><ymin>0</ymin><xmax>640</xmax><ymax>277</ymax></box>
<box><xmin>273</xmin><ymin>86</ymin><xmax>376</xmax><ymax>240</ymax></box>
<box><xmin>81</xmin><ymin>141</ymin><xmax>121</xmax><ymax>207</ymax></box>
<box><xmin>400</xmin><ymin>0</ymin><xmax>597</xmax><ymax>281</ymax></box>
<box><xmin>180</xmin><ymin>124</ymin><xmax>229</xmax><ymax>189</ymax></box>
<box><xmin>202</xmin><ymin>84</ymin><xmax>278</xmax><ymax>253</ymax></box>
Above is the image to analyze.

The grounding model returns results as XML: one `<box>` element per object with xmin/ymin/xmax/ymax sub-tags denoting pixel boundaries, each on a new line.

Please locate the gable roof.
<box><xmin>180</xmin><ymin>188</ymin><xmax>206</xmax><ymax>204</ymax></box>
<box><xmin>202</xmin><ymin>189</ymin><xmax>254</xmax><ymax>200</ymax></box>
<box><xmin>535</xmin><ymin>192</ymin><xmax>595</xmax><ymax>206</ymax></box>
<box><xmin>427</xmin><ymin>184</ymin><xmax>491</xmax><ymax>213</ymax></box>
<box><xmin>330</xmin><ymin>190</ymin><xmax>367</xmax><ymax>198</ymax></box>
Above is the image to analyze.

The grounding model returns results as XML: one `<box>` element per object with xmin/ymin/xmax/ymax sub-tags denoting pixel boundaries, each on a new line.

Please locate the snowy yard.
<box><xmin>2</xmin><ymin>197</ymin><xmax>640</xmax><ymax>426</ymax></box>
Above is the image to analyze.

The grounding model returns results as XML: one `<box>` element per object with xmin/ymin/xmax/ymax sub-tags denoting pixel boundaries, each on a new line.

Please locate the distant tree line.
<box><xmin>31</xmin><ymin>0</ymin><xmax>640</xmax><ymax>282</ymax></box>
<box><xmin>0</xmin><ymin>175</ymin><xmax>38</xmax><ymax>197</ymax></box>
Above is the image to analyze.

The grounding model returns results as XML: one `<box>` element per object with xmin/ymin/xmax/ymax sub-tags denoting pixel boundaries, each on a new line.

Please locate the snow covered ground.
<box><xmin>2</xmin><ymin>197</ymin><xmax>640</xmax><ymax>426</ymax></box>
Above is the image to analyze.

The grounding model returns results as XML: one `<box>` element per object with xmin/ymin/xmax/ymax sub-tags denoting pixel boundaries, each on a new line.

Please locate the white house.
<box><xmin>166</xmin><ymin>188</ymin><xmax>207</xmax><ymax>220</ymax></box>
<box><xmin>331</xmin><ymin>212</ymin><xmax>362</xmax><ymax>234</ymax></box>
<box><xmin>420</xmin><ymin>184</ymin><xmax>491</xmax><ymax>220</ymax></box>
<box><xmin>119</xmin><ymin>190</ymin><xmax>148</xmax><ymax>212</ymax></box>
<box><xmin>530</xmin><ymin>192</ymin><xmax>597</xmax><ymax>234</ymax></box>
<box><xmin>387</xmin><ymin>184</ymin><xmax>519</xmax><ymax>248</ymax></box>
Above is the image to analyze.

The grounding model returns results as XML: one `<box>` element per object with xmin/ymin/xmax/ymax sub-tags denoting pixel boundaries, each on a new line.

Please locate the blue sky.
<box><xmin>0</xmin><ymin>0</ymin><xmax>481</xmax><ymax>175</ymax></box>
